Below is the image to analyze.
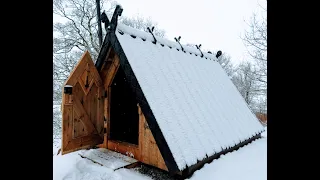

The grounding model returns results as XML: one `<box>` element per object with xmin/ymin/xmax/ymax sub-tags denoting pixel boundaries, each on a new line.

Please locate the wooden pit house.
<box><xmin>60</xmin><ymin>6</ymin><xmax>265</xmax><ymax>177</ymax></box>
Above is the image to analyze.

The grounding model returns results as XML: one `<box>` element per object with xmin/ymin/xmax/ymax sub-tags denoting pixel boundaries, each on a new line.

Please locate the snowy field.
<box><xmin>53</xmin><ymin>127</ymin><xmax>266</xmax><ymax>180</ymax></box>
<box><xmin>187</xmin><ymin>133</ymin><xmax>267</xmax><ymax>180</ymax></box>
<box><xmin>53</xmin><ymin>150</ymin><xmax>152</xmax><ymax>180</ymax></box>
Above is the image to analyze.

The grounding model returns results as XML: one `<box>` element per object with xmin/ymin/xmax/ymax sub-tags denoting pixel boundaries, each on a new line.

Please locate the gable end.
<box><xmin>95</xmin><ymin>31</ymin><xmax>180</xmax><ymax>174</ymax></box>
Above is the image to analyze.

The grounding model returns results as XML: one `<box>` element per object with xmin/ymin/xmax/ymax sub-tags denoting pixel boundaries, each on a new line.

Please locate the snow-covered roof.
<box><xmin>112</xmin><ymin>23</ymin><xmax>264</xmax><ymax>171</ymax></box>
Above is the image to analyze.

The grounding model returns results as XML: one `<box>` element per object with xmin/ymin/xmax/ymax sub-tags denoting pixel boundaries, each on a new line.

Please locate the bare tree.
<box><xmin>242</xmin><ymin>1</ymin><xmax>267</xmax><ymax>83</ymax></box>
<box><xmin>53</xmin><ymin>0</ymin><xmax>167</xmax><ymax>102</ymax></box>
<box><xmin>53</xmin><ymin>0</ymin><xmax>117</xmax><ymax>60</ymax></box>
<box><xmin>53</xmin><ymin>0</ymin><xmax>166</xmax><ymax>59</ymax></box>
<box><xmin>215</xmin><ymin>52</ymin><xmax>235</xmax><ymax>77</ymax></box>
<box><xmin>53</xmin><ymin>104</ymin><xmax>62</xmax><ymax>139</ymax></box>
<box><xmin>242</xmin><ymin>12</ymin><xmax>267</xmax><ymax>86</ymax></box>
<box><xmin>254</xmin><ymin>96</ymin><xmax>267</xmax><ymax>114</ymax></box>
<box><xmin>185</xmin><ymin>43</ymin><xmax>235</xmax><ymax>76</ymax></box>
<box><xmin>231</xmin><ymin>61</ymin><xmax>259</xmax><ymax>109</ymax></box>
<box><xmin>241</xmin><ymin>0</ymin><xmax>267</xmax><ymax>112</ymax></box>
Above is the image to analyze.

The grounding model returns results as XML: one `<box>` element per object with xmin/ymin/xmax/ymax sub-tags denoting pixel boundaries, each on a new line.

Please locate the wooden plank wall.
<box><xmin>61</xmin><ymin>51</ymin><xmax>104</xmax><ymax>155</ymax></box>
<box><xmin>138</xmin><ymin>105</ymin><xmax>168</xmax><ymax>171</ymax></box>
<box><xmin>97</xmin><ymin>50</ymin><xmax>168</xmax><ymax>171</ymax></box>
<box><xmin>256</xmin><ymin>113</ymin><xmax>267</xmax><ymax>123</ymax></box>
<box><xmin>106</xmin><ymin>105</ymin><xmax>167</xmax><ymax>171</ymax></box>
<box><xmin>97</xmin><ymin>49</ymin><xmax>120</xmax><ymax>149</ymax></box>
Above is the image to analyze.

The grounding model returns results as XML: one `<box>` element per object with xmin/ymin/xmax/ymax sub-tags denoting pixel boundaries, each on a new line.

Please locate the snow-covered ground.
<box><xmin>53</xmin><ymin>144</ymin><xmax>152</xmax><ymax>180</ymax></box>
<box><xmin>261</xmin><ymin>127</ymin><xmax>267</xmax><ymax>137</ymax></box>
<box><xmin>53</xmin><ymin>127</ymin><xmax>266</xmax><ymax>180</ymax></box>
<box><xmin>188</xmin><ymin>135</ymin><xmax>267</xmax><ymax>180</ymax></box>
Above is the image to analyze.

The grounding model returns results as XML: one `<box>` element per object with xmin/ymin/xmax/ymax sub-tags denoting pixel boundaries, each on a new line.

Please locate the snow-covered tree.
<box><xmin>185</xmin><ymin>44</ymin><xmax>235</xmax><ymax>77</ymax></box>
<box><xmin>214</xmin><ymin>52</ymin><xmax>235</xmax><ymax>77</ymax></box>
<box><xmin>241</xmin><ymin>0</ymin><xmax>267</xmax><ymax>112</ymax></box>
<box><xmin>53</xmin><ymin>0</ymin><xmax>117</xmax><ymax>60</ymax></box>
<box><xmin>53</xmin><ymin>0</ymin><xmax>166</xmax><ymax>138</ymax></box>
<box><xmin>231</xmin><ymin>61</ymin><xmax>258</xmax><ymax>108</ymax></box>
<box><xmin>53</xmin><ymin>0</ymin><xmax>167</xmax><ymax>100</ymax></box>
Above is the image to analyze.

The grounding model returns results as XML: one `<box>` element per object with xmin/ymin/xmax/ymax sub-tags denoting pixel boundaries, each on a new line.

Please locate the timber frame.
<box><xmin>95</xmin><ymin>31</ymin><xmax>263</xmax><ymax>177</ymax></box>
<box><xmin>95</xmin><ymin>31</ymin><xmax>180</xmax><ymax>175</ymax></box>
<box><xmin>94</xmin><ymin>22</ymin><xmax>262</xmax><ymax>178</ymax></box>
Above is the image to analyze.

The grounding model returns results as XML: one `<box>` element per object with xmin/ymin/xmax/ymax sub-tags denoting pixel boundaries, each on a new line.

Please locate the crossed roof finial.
<box><xmin>101</xmin><ymin>5</ymin><xmax>123</xmax><ymax>32</ymax></box>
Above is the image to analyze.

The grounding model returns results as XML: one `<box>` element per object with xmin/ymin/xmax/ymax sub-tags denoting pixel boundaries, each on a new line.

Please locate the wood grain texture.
<box><xmin>108</xmin><ymin>140</ymin><xmax>140</xmax><ymax>160</ymax></box>
<box><xmin>138</xmin><ymin>105</ymin><xmax>168</xmax><ymax>171</ymax></box>
<box><xmin>98</xmin><ymin>52</ymin><xmax>121</xmax><ymax>148</ymax></box>
<box><xmin>61</xmin><ymin>51</ymin><xmax>104</xmax><ymax>155</ymax></box>
<box><xmin>96</xmin><ymin>49</ymin><xmax>168</xmax><ymax>171</ymax></box>
<box><xmin>105</xmin><ymin>104</ymin><xmax>168</xmax><ymax>171</ymax></box>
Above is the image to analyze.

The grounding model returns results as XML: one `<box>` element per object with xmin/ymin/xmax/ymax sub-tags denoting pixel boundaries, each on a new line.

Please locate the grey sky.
<box><xmin>53</xmin><ymin>0</ymin><xmax>266</xmax><ymax>65</ymax></box>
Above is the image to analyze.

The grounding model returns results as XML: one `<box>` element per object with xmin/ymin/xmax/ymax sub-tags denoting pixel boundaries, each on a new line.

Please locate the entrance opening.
<box><xmin>109</xmin><ymin>66</ymin><xmax>139</xmax><ymax>145</ymax></box>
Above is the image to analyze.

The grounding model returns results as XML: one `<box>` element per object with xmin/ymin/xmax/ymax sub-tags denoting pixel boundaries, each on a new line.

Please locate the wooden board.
<box><xmin>106</xmin><ymin>103</ymin><xmax>168</xmax><ymax>171</ymax></box>
<box><xmin>99</xmin><ymin>52</ymin><xmax>121</xmax><ymax>148</ymax></box>
<box><xmin>108</xmin><ymin>140</ymin><xmax>140</xmax><ymax>160</ymax></box>
<box><xmin>78</xmin><ymin>148</ymin><xmax>137</xmax><ymax>170</ymax></box>
<box><xmin>138</xmin><ymin>105</ymin><xmax>168</xmax><ymax>171</ymax></box>
<box><xmin>61</xmin><ymin>51</ymin><xmax>104</xmax><ymax>155</ymax></box>
<box><xmin>96</xmin><ymin>48</ymin><xmax>168</xmax><ymax>171</ymax></box>
<box><xmin>103</xmin><ymin>104</ymin><xmax>168</xmax><ymax>171</ymax></box>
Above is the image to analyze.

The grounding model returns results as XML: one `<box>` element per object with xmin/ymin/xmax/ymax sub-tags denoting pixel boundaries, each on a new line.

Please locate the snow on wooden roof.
<box><xmin>114</xmin><ymin>23</ymin><xmax>264</xmax><ymax>171</ymax></box>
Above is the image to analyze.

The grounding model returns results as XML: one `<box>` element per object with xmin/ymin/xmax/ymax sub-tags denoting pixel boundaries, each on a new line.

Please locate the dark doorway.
<box><xmin>109</xmin><ymin>66</ymin><xmax>139</xmax><ymax>145</ymax></box>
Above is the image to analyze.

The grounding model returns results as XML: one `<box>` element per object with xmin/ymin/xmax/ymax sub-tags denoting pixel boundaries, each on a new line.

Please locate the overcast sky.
<box><xmin>53</xmin><ymin>0</ymin><xmax>266</xmax><ymax>65</ymax></box>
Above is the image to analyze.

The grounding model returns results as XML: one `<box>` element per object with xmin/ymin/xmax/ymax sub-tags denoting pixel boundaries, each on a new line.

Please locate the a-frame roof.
<box><xmin>95</xmin><ymin>22</ymin><xmax>264</xmax><ymax>173</ymax></box>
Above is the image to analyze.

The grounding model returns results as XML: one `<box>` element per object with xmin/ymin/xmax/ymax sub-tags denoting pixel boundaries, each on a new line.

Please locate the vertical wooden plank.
<box><xmin>149</xmin><ymin>137</ymin><xmax>155</xmax><ymax>166</ymax></box>
<box><xmin>107</xmin><ymin>87</ymin><xmax>111</xmax><ymax>137</ymax></box>
<box><xmin>92</xmin><ymin>85</ymin><xmax>97</xmax><ymax>131</ymax></box>
<box><xmin>104</xmin><ymin>95</ymin><xmax>108</xmax><ymax>122</ymax></box>
<box><xmin>97</xmin><ymin>85</ymin><xmax>104</xmax><ymax>135</ymax></box>
<box><xmin>138</xmin><ymin>104</ymin><xmax>144</xmax><ymax>161</ymax></box>
<box><xmin>100</xmin><ymin>52</ymin><xmax>120</xmax><ymax>148</ymax></box>
<box><xmin>138</xmin><ymin>109</ymin><xmax>168</xmax><ymax>171</ymax></box>
<box><xmin>68</xmin><ymin>95</ymin><xmax>73</xmax><ymax>104</ymax></box>
<box><xmin>62</xmin><ymin>105</ymin><xmax>73</xmax><ymax>150</ymax></box>
<box><xmin>150</xmin><ymin>127</ymin><xmax>158</xmax><ymax>167</ymax></box>
<box><xmin>101</xmin><ymin>91</ymin><xmax>108</xmax><ymax>148</ymax></box>
<box><xmin>157</xmin><ymin>148</ymin><xmax>167</xmax><ymax>170</ymax></box>
<box><xmin>64</xmin><ymin>94</ymin><xmax>69</xmax><ymax>104</ymax></box>
<box><xmin>61</xmin><ymin>50</ymin><xmax>104</xmax><ymax>155</ymax></box>
<box><xmin>143</xmin><ymin>116</ymin><xmax>150</xmax><ymax>165</ymax></box>
<box><xmin>83</xmin><ymin>82</ymin><xmax>90</xmax><ymax>132</ymax></box>
<box><xmin>86</xmin><ymin>84</ymin><xmax>96</xmax><ymax>130</ymax></box>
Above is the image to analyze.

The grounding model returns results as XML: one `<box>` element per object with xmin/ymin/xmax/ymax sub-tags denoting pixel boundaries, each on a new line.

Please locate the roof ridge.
<box><xmin>116</xmin><ymin>23</ymin><xmax>218</xmax><ymax>61</ymax></box>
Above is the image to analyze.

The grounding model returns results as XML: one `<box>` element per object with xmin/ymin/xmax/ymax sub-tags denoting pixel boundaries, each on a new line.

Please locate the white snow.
<box><xmin>53</xmin><ymin>142</ymin><xmax>151</xmax><ymax>180</ymax></box>
<box><xmin>261</xmin><ymin>127</ymin><xmax>267</xmax><ymax>137</ymax></box>
<box><xmin>79</xmin><ymin>148</ymin><xmax>137</xmax><ymax>170</ymax></box>
<box><xmin>53</xmin><ymin>127</ymin><xmax>267</xmax><ymax>179</ymax></box>
<box><xmin>188</xmin><ymin>136</ymin><xmax>267</xmax><ymax>180</ymax></box>
<box><xmin>53</xmin><ymin>139</ymin><xmax>60</xmax><ymax>156</ymax></box>
<box><xmin>117</xmin><ymin>23</ymin><xmax>216</xmax><ymax>60</ymax></box>
<box><xmin>115</xmin><ymin>23</ymin><xmax>265</xmax><ymax>170</ymax></box>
